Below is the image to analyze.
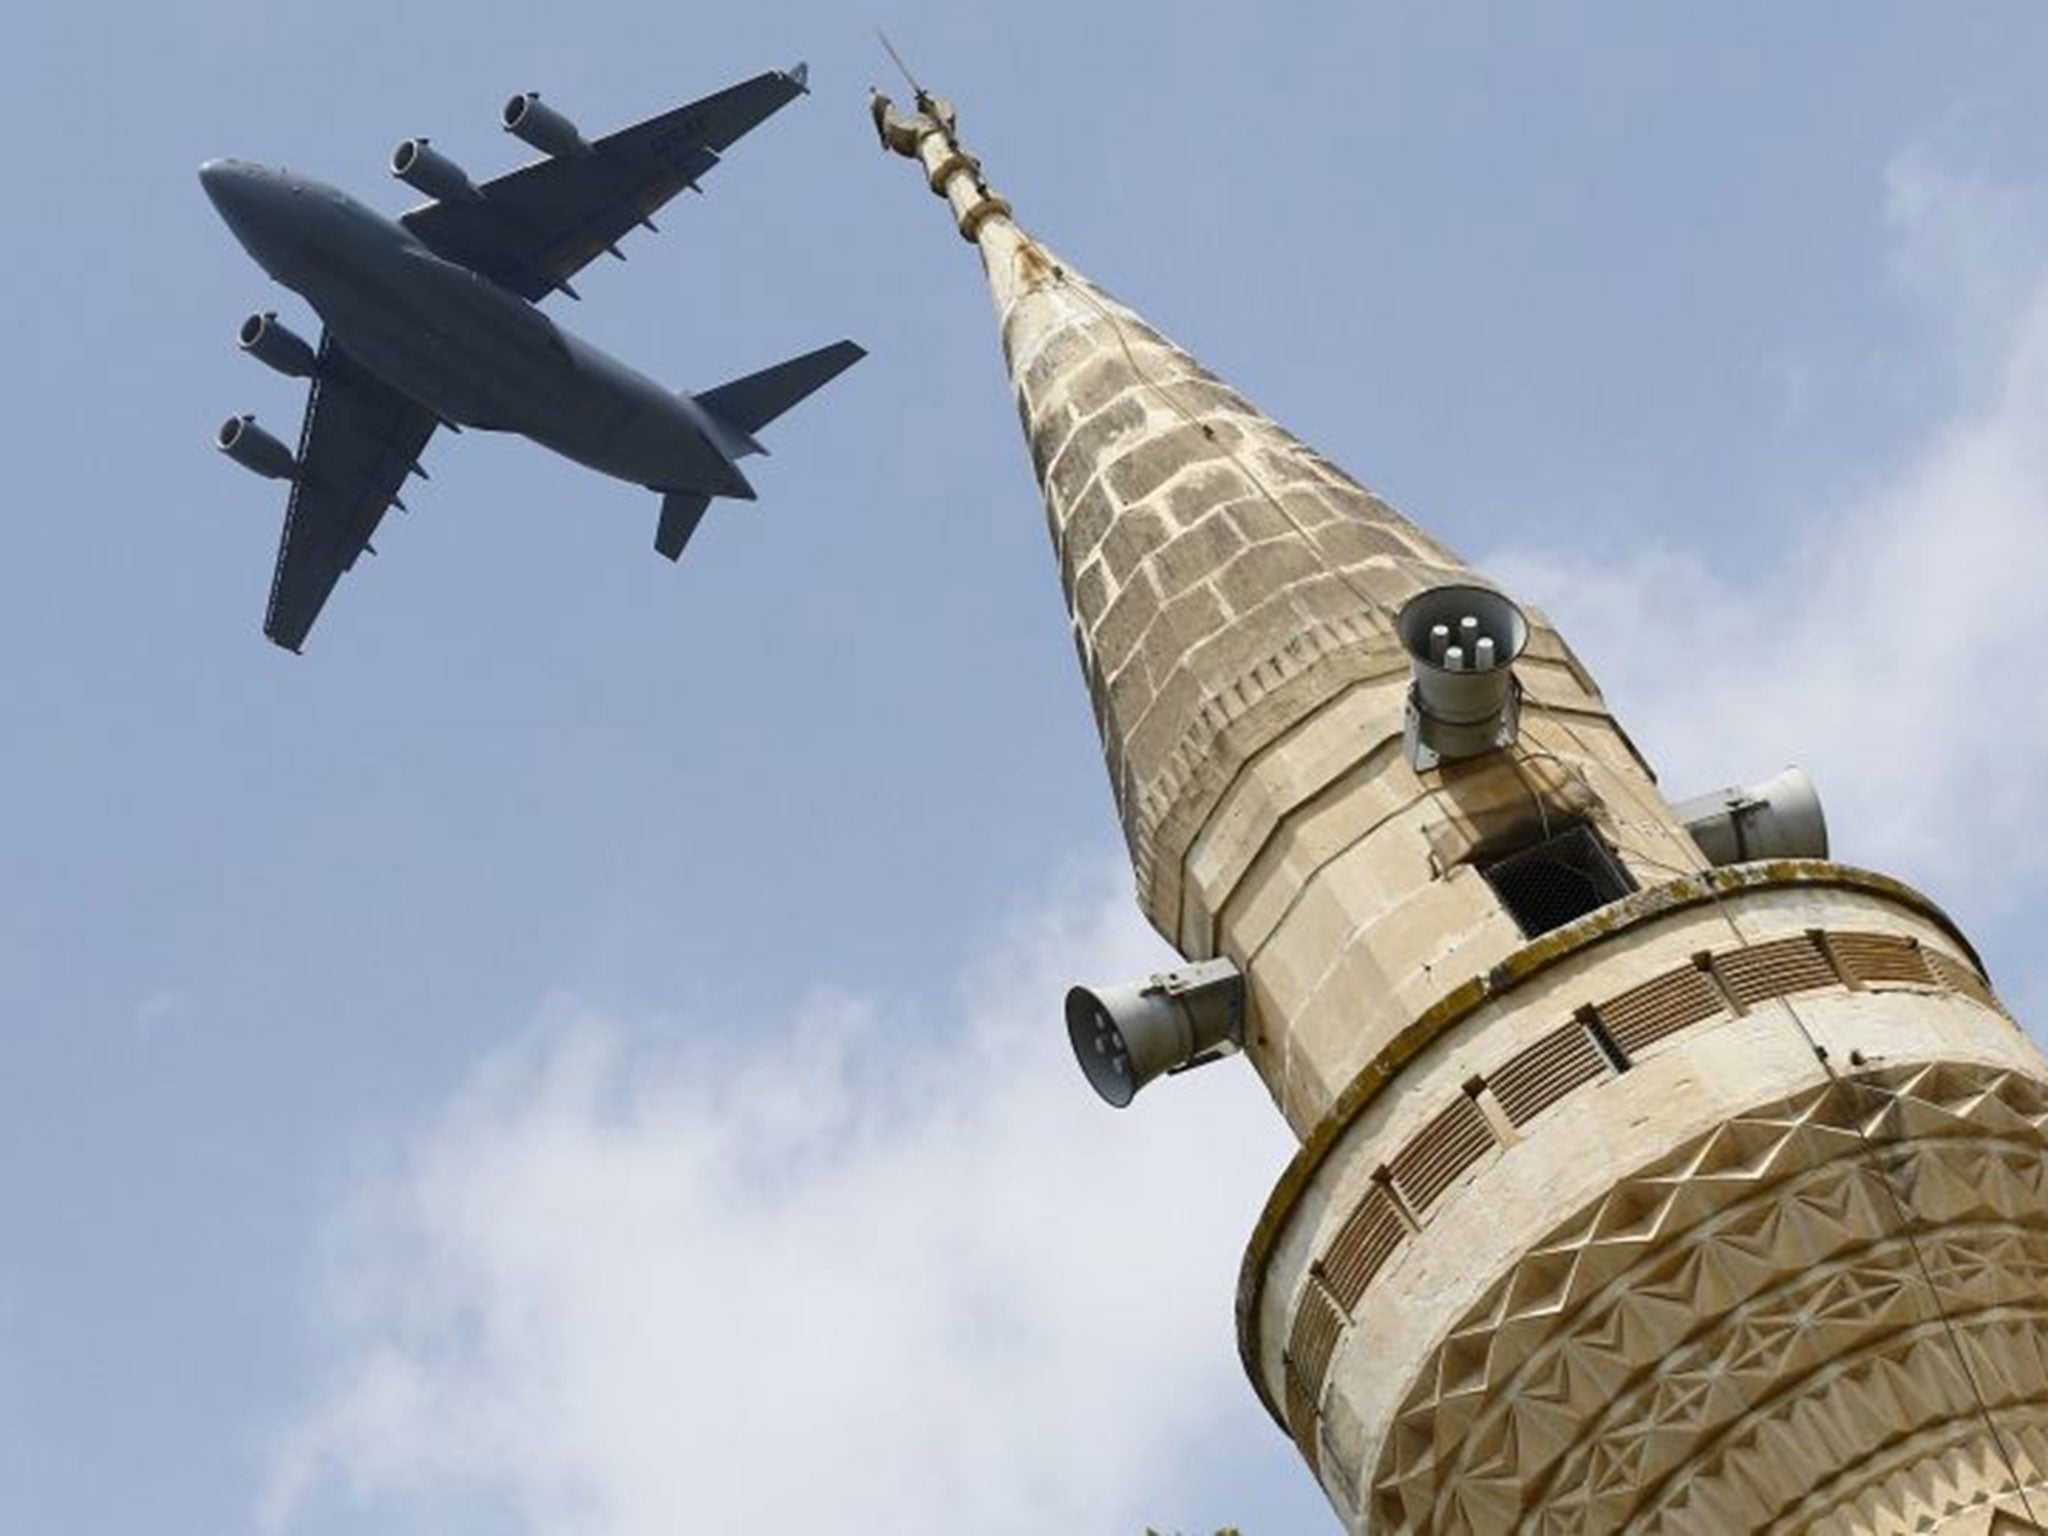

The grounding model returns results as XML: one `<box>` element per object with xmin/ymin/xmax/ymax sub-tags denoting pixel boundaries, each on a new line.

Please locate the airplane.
<box><xmin>202</xmin><ymin>64</ymin><xmax>863</xmax><ymax>652</ymax></box>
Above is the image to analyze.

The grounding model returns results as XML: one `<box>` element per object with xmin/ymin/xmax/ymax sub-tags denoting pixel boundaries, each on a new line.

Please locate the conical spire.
<box><xmin>880</xmin><ymin>95</ymin><xmax>1528</xmax><ymax>927</ymax></box>
<box><xmin>877</xmin><ymin>87</ymin><xmax>1709</xmax><ymax>1134</ymax></box>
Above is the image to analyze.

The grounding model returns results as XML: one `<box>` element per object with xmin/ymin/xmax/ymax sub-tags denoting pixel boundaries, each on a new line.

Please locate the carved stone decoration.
<box><xmin>1369</xmin><ymin>1063</ymin><xmax>2048</xmax><ymax>1534</ymax></box>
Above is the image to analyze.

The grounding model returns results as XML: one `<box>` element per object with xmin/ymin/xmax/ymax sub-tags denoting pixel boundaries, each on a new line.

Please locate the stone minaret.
<box><xmin>878</xmin><ymin>88</ymin><xmax>2048</xmax><ymax>1534</ymax></box>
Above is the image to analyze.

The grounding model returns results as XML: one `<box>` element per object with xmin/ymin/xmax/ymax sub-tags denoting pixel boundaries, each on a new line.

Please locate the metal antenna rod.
<box><xmin>874</xmin><ymin>27</ymin><xmax>926</xmax><ymax>100</ymax></box>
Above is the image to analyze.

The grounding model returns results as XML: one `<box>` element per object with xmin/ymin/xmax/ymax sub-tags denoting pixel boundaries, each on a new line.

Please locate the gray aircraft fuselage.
<box><xmin>199</xmin><ymin>159</ymin><xmax>752</xmax><ymax>497</ymax></box>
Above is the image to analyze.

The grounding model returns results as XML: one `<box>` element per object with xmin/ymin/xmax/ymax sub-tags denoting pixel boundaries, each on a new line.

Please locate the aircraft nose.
<box><xmin>199</xmin><ymin>158</ymin><xmax>293</xmax><ymax>257</ymax></box>
<box><xmin>200</xmin><ymin>158</ymin><xmax>287</xmax><ymax>226</ymax></box>
<box><xmin>199</xmin><ymin>158</ymin><xmax>249</xmax><ymax>210</ymax></box>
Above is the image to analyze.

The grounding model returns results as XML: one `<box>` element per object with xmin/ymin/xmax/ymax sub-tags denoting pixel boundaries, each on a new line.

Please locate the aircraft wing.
<box><xmin>401</xmin><ymin>67</ymin><xmax>808</xmax><ymax>301</ymax></box>
<box><xmin>264</xmin><ymin>334</ymin><xmax>437</xmax><ymax>652</ymax></box>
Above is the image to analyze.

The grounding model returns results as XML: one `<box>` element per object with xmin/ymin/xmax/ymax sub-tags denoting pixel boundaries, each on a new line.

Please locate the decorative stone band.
<box><xmin>1237</xmin><ymin>861</ymin><xmax>1998</xmax><ymax>1429</ymax></box>
<box><xmin>1788</xmin><ymin>1409</ymin><xmax>2048</xmax><ymax>1536</ymax></box>
<box><xmin>1275</xmin><ymin>931</ymin><xmax>2002</xmax><ymax>1478</ymax></box>
<box><xmin>1368</xmin><ymin>1062</ymin><xmax>2048</xmax><ymax>1534</ymax></box>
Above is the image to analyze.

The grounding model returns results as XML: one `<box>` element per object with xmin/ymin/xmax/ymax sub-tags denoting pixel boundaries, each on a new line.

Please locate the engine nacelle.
<box><xmin>502</xmin><ymin>92</ymin><xmax>589</xmax><ymax>158</ymax></box>
<box><xmin>216</xmin><ymin>414</ymin><xmax>297</xmax><ymax>480</ymax></box>
<box><xmin>237</xmin><ymin>311</ymin><xmax>317</xmax><ymax>378</ymax></box>
<box><xmin>390</xmin><ymin>137</ymin><xmax>479</xmax><ymax>202</ymax></box>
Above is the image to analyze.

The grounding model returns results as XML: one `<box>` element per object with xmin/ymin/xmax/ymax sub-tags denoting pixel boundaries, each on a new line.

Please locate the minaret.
<box><xmin>877</xmin><ymin>88</ymin><xmax>2048</xmax><ymax>1534</ymax></box>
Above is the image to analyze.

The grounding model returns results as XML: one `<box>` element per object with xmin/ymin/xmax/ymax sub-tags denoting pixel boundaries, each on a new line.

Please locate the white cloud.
<box><xmin>1492</xmin><ymin>153</ymin><xmax>2048</xmax><ymax>925</ymax></box>
<box><xmin>263</xmin><ymin>865</ymin><xmax>1308</xmax><ymax>1536</ymax></box>
<box><xmin>1884</xmin><ymin>144</ymin><xmax>2048</xmax><ymax>381</ymax></box>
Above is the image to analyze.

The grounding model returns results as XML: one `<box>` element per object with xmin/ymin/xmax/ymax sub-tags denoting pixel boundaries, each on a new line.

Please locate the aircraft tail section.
<box><xmin>652</xmin><ymin>339</ymin><xmax>862</xmax><ymax>562</ymax></box>
<box><xmin>698</xmin><ymin>339</ymin><xmax>865</xmax><ymax>439</ymax></box>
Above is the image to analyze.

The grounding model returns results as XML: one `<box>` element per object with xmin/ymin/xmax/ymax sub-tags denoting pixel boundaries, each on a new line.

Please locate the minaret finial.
<box><xmin>870</xmin><ymin>46</ymin><xmax>1011</xmax><ymax>244</ymax></box>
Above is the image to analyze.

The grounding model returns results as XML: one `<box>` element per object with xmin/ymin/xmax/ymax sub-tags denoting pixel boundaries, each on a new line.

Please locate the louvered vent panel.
<box><xmin>1387</xmin><ymin>1096</ymin><xmax>1497</xmax><ymax>1215</ymax></box>
<box><xmin>1284</xmin><ymin>1369</ymin><xmax>1321</xmax><ymax>1473</ymax></box>
<box><xmin>1287</xmin><ymin>1282</ymin><xmax>1346</xmax><ymax>1404</ymax></box>
<box><xmin>1927</xmin><ymin>949</ymin><xmax>1998</xmax><ymax>1010</ymax></box>
<box><xmin>1319</xmin><ymin>1186</ymin><xmax>1408</xmax><ymax>1309</ymax></box>
<box><xmin>1829</xmin><ymin>932</ymin><xmax>1936</xmax><ymax>987</ymax></box>
<box><xmin>1598</xmin><ymin>966</ymin><xmax>1723</xmax><ymax>1057</ymax></box>
<box><xmin>1715</xmin><ymin>934</ymin><xmax>1836</xmax><ymax>1007</ymax></box>
<box><xmin>1489</xmin><ymin>1023</ymin><xmax>1609</xmax><ymax>1126</ymax></box>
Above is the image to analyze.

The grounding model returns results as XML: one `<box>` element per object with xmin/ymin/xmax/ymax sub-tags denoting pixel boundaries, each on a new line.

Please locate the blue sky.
<box><xmin>6</xmin><ymin>5</ymin><xmax>2048</xmax><ymax>1534</ymax></box>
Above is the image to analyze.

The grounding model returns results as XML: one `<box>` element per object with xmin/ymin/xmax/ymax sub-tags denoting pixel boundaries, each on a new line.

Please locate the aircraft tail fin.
<box><xmin>698</xmin><ymin>339</ymin><xmax>865</xmax><ymax>438</ymax></box>
<box><xmin>655</xmin><ymin>491</ymin><xmax>711</xmax><ymax>562</ymax></box>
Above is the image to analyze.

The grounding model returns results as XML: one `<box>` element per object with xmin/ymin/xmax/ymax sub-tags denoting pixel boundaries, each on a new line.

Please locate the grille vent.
<box><xmin>1481</xmin><ymin>824</ymin><xmax>1636</xmax><ymax>938</ymax></box>
<box><xmin>1598</xmin><ymin>967</ymin><xmax>1723</xmax><ymax>1056</ymax></box>
<box><xmin>1490</xmin><ymin>1023</ymin><xmax>1610</xmax><ymax>1126</ymax></box>
<box><xmin>1828</xmin><ymin>932</ymin><xmax>1936</xmax><ymax>988</ymax></box>
<box><xmin>1713</xmin><ymin>934</ymin><xmax>1835</xmax><ymax>1007</ymax></box>
<box><xmin>1387</xmin><ymin>1096</ymin><xmax>1497</xmax><ymax>1214</ymax></box>
<box><xmin>1319</xmin><ymin>1186</ymin><xmax>1409</xmax><ymax>1308</ymax></box>
<box><xmin>1927</xmin><ymin>950</ymin><xmax>1998</xmax><ymax>1010</ymax></box>
<box><xmin>1286</xmin><ymin>1283</ymin><xmax>1346</xmax><ymax>1404</ymax></box>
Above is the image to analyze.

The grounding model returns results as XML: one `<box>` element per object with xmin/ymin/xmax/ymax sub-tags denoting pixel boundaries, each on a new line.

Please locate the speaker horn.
<box><xmin>1396</xmin><ymin>583</ymin><xmax>1530</xmax><ymax>770</ymax></box>
<box><xmin>1673</xmin><ymin>766</ymin><xmax>1828</xmax><ymax>866</ymax></box>
<box><xmin>1064</xmin><ymin>957</ymin><xmax>1245</xmax><ymax>1108</ymax></box>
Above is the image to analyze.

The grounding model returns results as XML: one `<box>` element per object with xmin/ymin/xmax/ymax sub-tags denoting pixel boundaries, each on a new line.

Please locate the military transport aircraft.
<box><xmin>202</xmin><ymin>64</ymin><xmax>862</xmax><ymax>651</ymax></box>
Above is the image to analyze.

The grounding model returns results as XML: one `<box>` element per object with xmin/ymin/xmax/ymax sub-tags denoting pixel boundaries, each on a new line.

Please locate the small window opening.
<box><xmin>1481</xmin><ymin>824</ymin><xmax>1636</xmax><ymax>938</ymax></box>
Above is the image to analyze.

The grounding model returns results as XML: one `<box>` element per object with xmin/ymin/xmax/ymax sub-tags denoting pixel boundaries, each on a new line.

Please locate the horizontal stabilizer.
<box><xmin>656</xmin><ymin>491</ymin><xmax>711</xmax><ymax>561</ymax></box>
<box><xmin>698</xmin><ymin>339</ymin><xmax>865</xmax><ymax>437</ymax></box>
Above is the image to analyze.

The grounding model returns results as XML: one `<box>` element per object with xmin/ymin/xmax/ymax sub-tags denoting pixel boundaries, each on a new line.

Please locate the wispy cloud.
<box><xmin>263</xmin><ymin>867</ymin><xmax>1305</xmax><ymax>1536</ymax></box>
<box><xmin>1493</xmin><ymin>151</ymin><xmax>2048</xmax><ymax>927</ymax></box>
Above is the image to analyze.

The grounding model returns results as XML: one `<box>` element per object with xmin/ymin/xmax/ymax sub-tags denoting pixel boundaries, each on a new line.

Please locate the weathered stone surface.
<box><xmin>1151</xmin><ymin>510</ymin><xmax>1247</xmax><ymax>600</ymax></box>
<box><xmin>1093</xmin><ymin>564</ymin><xmax>1159</xmax><ymax>677</ymax></box>
<box><xmin>1043</xmin><ymin>420</ymin><xmax>1097</xmax><ymax>511</ymax></box>
<box><xmin>1025</xmin><ymin>399</ymin><xmax>1072</xmax><ymax>481</ymax></box>
<box><xmin>1064</xmin><ymin>352</ymin><xmax>1140</xmax><ymax>419</ymax></box>
<box><xmin>1125</xmin><ymin>663</ymin><xmax>1207</xmax><ymax>785</ymax></box>
<box><xmin>1058</xmin><ymin>391</ymin><xmax>1149</xmax><ymax>488</ymax></box>
<box><xmin>1101</xmin><ymin>505</ymin><xmax>1170</xmax><ymax>586</ymax></box>
<box><xmin>1165</xmin><ymin>461</ymin><xmax>1257</xmax><ymax>528</ymax></box>
<box><xmin>1223</xmin><ymin>494</ymin><xmax>1294</xmax><ymax>543</ymax></box>
<box><xmin>1104</xmin><ymin>650</ymin><xmax>1153</xmax><ymax>733</ymax></box>
<box><xmin>1071</xmin><ymin>558</ymin><xmax>1111</xmax><ymax>633</ymax></box>
<box><xmin>1018</xmin><ymin>315</ymin><xmax>1100</xmax><ymax>404</ymax></box>
<box><xmin>1105</xmin><ymin>421</ymin><xmax>1221</xmax><ymax>506</ymax></box>
<box><xmin>1217</xmin><ymin>538</ymin><xmax>1326</xmax><ymax>615</ymax></box>
<box><xmin>1061</xmin><ymin>480</ymin><xmax>1115</xmax><ymax>570</ymax></box>
<box><xmin>1310</xmin><ymin>518</ymin><xmax>1421</xmax><ymax>568</ymax></box>
<box><xmin>1154</xmin><ymin>579</ymin><xmax>1230</xmax><ymax>656</ymax></box>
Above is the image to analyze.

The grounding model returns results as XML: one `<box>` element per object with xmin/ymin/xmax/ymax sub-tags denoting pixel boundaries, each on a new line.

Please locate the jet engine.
<box><xmin>390</xmin><ymin>137</ymin><xmax>479</xmax><ymax>202</ymax></box>
<box><xmin>237</xmin><ymin>311</ymin><xmax>317</xmax><ymax>378</ymax></box>
<box><xmin>216</xmin><ymin>414</ymin><xmax>297</xmax><ymax>480</ymax></box>
<box><xmin>502</xmin><ymin>92</ymin><xmax>589</xmax><ymax>158</ymax></box>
